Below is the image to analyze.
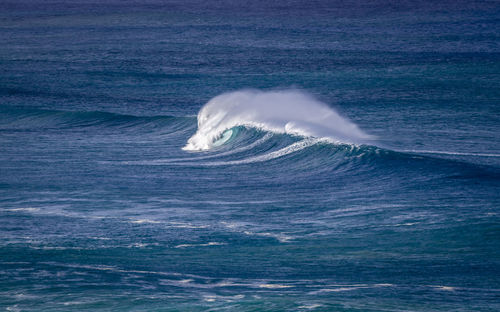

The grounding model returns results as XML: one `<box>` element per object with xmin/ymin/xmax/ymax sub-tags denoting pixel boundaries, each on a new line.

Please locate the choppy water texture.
<box><xmin>1</xmin><ymin>1</ymin><xmax>500</xmax><ymax>311</ymax></box>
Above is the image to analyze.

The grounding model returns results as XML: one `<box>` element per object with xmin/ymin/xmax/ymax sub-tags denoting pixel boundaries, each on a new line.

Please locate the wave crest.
<box><xmin>183</xmin><ymin>89</ymin><xmax>373</xmax><ymax>151</ymax></box>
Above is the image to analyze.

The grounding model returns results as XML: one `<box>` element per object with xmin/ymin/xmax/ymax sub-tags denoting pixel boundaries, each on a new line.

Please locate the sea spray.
<box><xmin>183</xmin><ymin>89</ymin><xmax>374</xmax><ymax>151</ymax></box>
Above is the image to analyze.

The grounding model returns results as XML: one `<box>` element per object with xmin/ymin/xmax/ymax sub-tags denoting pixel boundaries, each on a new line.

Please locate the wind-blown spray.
<box><xmin>184</xmin><ymin>89</ymin><xmax>373</xmax><ymax>151</ymax></box>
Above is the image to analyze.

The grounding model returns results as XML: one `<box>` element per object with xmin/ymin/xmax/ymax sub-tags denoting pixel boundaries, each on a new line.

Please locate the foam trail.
<box><xmin>401</xmin><ymin>149</ymin><xmax>500</xmax><ymax>158</ymax></box>
<box><xmin>184</xmin><ymin>89</ymin><xmax>373</xmax><ymax>151</ymax></box>
<box><xmin>118</xmin><ymin>133</ymin><xmax>274</xmax><ymax>165</ymax></box>
<box><xmin>200</xmin><ymin>139</ymin><xmax>318</xmax><ymax>166</ymax></box>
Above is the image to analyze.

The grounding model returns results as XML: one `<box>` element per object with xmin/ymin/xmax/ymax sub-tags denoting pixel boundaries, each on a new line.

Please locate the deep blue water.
<box><xmin>1</xmin><ymin>1</ymin><xmax>500</xmax><ymax>311</ymax></box>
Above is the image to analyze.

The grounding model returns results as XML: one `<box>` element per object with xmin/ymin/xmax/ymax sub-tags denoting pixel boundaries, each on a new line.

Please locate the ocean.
<box><xmin>1</xmin><ymin>1</ymin><xmax>499</xmax><ymax>311</ymax></box>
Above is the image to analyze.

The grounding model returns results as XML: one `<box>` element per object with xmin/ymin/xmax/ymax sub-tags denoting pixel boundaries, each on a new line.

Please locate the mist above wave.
<box><xmin>184</xmin><ymin>89</ymin><xmax>374</xmax><ymax>151</ymax></box>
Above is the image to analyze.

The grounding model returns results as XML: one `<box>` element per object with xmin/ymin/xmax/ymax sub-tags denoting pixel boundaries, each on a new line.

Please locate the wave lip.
<box><xmin>183</xmin><ymin>89</ymin><xmax>374</xmax><ymax>151</ymax></box>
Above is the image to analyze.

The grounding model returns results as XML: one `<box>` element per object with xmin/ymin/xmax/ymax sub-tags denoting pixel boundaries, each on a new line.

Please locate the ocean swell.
<box><xmin>183</xmin><ymin>89</ymin><xmax>374</xmax><ymax>151</ymax></box>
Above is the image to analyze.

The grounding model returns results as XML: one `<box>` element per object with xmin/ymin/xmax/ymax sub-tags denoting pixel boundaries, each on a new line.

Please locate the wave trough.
<box><xmin>183</xmin><ymin>90</ymin><xmax>374</xmax><ymax>151</ymax></box>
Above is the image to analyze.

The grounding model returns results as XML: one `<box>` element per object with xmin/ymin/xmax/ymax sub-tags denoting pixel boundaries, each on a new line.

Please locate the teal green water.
<box><xmin>1</xmin><ymin>1</ymin><xmax>499</xmax><ymax>311</ymax></box>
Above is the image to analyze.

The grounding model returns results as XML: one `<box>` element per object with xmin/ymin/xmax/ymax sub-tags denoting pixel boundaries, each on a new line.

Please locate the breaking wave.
<box><xmin>183</xmin><ymin>89</ymin><xmax>374</xmax><ymax>151</ymax></box>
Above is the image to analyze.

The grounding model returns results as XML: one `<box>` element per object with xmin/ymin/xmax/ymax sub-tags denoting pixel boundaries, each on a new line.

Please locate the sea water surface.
<box><xmin>1</xmin><ymin>1</ymin><xmax>500</xmax><ymax>311</ymax></box>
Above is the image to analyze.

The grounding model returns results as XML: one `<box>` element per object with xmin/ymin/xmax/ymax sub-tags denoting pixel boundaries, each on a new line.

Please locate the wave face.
<box><xmin>184</xmin><ymin>90</ymin><xmax>373</xmax><ymax>151</ymax></box>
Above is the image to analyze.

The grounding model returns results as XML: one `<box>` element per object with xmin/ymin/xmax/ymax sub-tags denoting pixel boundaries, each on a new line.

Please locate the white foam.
<box><xmin>202</xmin><ymin>294</ymin><xmax>245</xmax><ymax>302</ymax></box>
<box><xmin>130</xmin><ymin>219</ymin><xmax>161</xmax><ymax>224</ymax></box>
<box><xmin>4</xmin><ymin>207</ymin><xmax>40</xmax><ymax>212</ymax></box>
<box><xmin>308</xmin><ymin>283</ymin><xmax>383</xmax><ymax>294</ymax></box>
<box><xmin>174</xmin><ymin>242</ymin><xmax>225</xmax><ymax>248</ymax></box>
<box><xmin>168</xmin><ymin>222</ymin><xmax>208</xmax><ymax>229</ymax></box>
<box><xmin>204</xmin><ymin>295</ymin><xmax>216</xmax><ymax>302</ymax></box>
<box><xmin>298</xmin><ymin>304</ymin><xmax>323</xmax><ymax>309</ymax></box>
<box><xmin>258</xmin><ymin>284</ymin><xmax>294</xmax><ymax>289</ymax></box>
<box><xmin>432</xmin><ymin>285</ymin><xmax>456</xmax><ymax>291</ymax></box>
<box><xmin>243</xmin><ymin>231</ymin><xmax>294</xmax><ymax>243</ymax></box>
<box><xmin>374</xmin><ymin>283</ymin><xmax>393</xmax><ymax>287</ymax></box>
<box><xmin>128</xmin><ymin>243</ymin><xmax>156</xmax><ymax>248</ymax></box>
<box><xmin>62</xmin><ymin>301</ymin><xmax>86</xmax><ymax>306</ymax></box>
<box><xmin>313</xmin><ymin>287</ymin><xmax>365</xmax><ymax>293</ymax></box>
<box><xmin>90</xmin><ymin>236</ymin><xmax>112</xmax><ymax>240</ymax></box>
<box><xmin>184</xmin><ymin>89</ymin><xmax>373</xmax><ymax>151</ymax></box>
